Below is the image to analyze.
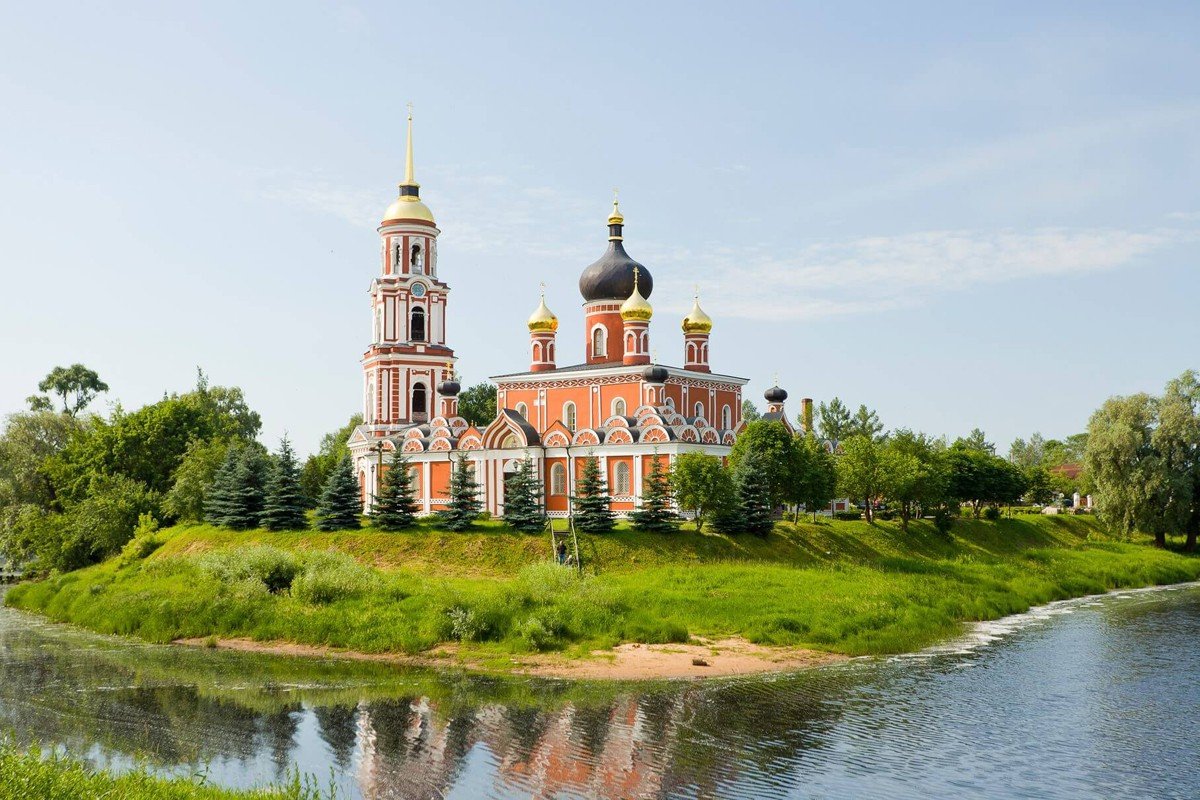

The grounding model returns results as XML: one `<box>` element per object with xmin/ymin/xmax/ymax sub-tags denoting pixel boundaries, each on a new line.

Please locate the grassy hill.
<box><xmin>7</xmin><ymin>514</ymin><xmax>1199</xmax><ymax>667</ymax></box>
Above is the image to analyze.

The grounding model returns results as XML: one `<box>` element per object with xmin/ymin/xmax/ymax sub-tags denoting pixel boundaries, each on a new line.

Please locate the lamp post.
<box><xmin>370</xmin><ymin>440</ymin><xmax>386</xmax><ymax>510</ymax></box>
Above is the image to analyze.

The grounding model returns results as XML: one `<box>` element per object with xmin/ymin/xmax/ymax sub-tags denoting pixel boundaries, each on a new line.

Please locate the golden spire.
<box><xmin>621</xmin><ymin>266</ymin><xmax>653</xmax><ymax>321</ymax></box>
<box><xmin>608</xmin><ymin>187</ymin><xmax>624</xmax><ymax>226</ymax></box>
<box><xmin>681</xmin><ymin>289</ymin><xmax>713</xmax><ymax>333</ymax></box>
<box><xmin>527</xmin><ymin>282</ymin><xmax>559</xmax><ymax>332</ymax></box>
<box><xmin>402</xmin><ymin>103</ymin><xmax>418</xmax><ymax>188</ymax></box>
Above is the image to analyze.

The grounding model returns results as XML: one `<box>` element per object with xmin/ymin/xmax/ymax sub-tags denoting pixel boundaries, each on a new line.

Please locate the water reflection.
<box><xmin>2</xmin><ymin>584</ymin><xmax>1198</xmax><ymax>799</ymax></box>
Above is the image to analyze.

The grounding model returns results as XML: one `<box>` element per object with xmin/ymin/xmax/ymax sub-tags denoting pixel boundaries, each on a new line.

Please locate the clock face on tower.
<box><xmin>411</xmin><ymin>283</ymin><xmax>427</xmax><ymax>298</ymax></box>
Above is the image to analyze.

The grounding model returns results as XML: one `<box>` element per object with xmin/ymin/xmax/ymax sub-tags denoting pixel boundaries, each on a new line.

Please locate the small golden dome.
<box><xmin>682</xmin><ymin>296</ymin><xmax>713</xmax><ymax>333</ymax></box>
<box><xmin>383</xmin><ymin>195</ymin><xmax>435</xmax><ymax>223</ymax></box>
<box><xmin>607</xmin><ymin>198</ymin><xmax>624</xmax><ymax>226</ymax></box>
<box><xmin>527</xmin><ymin>295</ymin><xmax>559</xmax><ymax>332</ymax></box>
<box><xmin>620</xmin><ymin>268</ymin><xmax>653</xmax><ymax>321</ymax></box>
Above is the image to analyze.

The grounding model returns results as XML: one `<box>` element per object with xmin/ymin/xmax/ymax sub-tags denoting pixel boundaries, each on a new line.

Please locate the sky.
<box><xmin>1</xmin><ymin>1</ymin><xmax>1198</xmax><ymax>457</ymax></box>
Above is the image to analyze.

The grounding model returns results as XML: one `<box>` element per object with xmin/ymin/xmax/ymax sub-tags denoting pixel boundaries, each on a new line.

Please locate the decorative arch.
<box><xmin>722</xmin><ymin>432</ymin><xmax>737</xmax><ymax>445</ymax></box>
<box><xmin>680</xmin><ymin>426</ymin><xmax>699</xmax><ymax>442</ymax></box>
<box><xmin>641</xmin><ymin>425</ymin><xmax>673</xmax><ymax>444</ymax></box>
<box><xmin>612</xmin><ymin>398</ymin><xmax>627</xmax><ymax>417</ymax></box>
<box><xmin>544</xmin><ymin>431</ymin><xmax>570</xmax><ymax>447</ymax></box>
<box><xmin>429</xmin><ymin>437</ymin><xmax>454</xmax><ymax>451</ymax></box>
<box><xmin>693</xmin><ymin>401</ymin><xmax>704</xmax><ymax>418</ymax></box>
<box><xmin>481</xmin><ymin>411</ymin><xmax>538</xmax><ymax>449</ymax></box>
<box><xmin>701</xmin><ymin>429</ymin><xmax>720</xmax><ymax>444</ymax></box>
<box><xmin>613</xmin><ymin>461</ymin><xmax>631</xmax><ymax>495</ymax></box>
<box><xmin>402</xmin><ymin>439</ymin><xmax>426</xmax><ymax>452</ymax></box>
<box><xmin>604</xmin><ymin>428</ymin><xmax>634</xmax><ymax>445</ymax></box>
<box><xmin>721</xmin><ymin>404</ymin><xmax>732</xmax><ymax>430</ymax></box>
<box><xmin>572</xmin><ymin>429</ymin><xmax>600</xmax><ymax>446</ymax></box>
<box><xmin>532</xmin><ymin>341</ymin><xmax>542</xmax><ymax>361</ymax></box>
<box><xmin>515</xmin><ymin>401</ymin><xmax>529</xmax><ymax>420</ymax></box>
<box><xmin>550</xmin><ymin>463</ymin><xmax>567</xmax><ymax>495</ymax></box>
<box><xmin>687</xmin><ymin>342</ymin><xmax>697</xmax><ymax>362</ymax></box>
<box><xmin>411</xmin><ymin>382</ymin><xmax>428</xmax><ymax>416</ymax></box>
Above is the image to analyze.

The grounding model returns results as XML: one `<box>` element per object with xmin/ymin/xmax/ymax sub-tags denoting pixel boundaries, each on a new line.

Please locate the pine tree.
<box><xmin>503</xmin><ymin>459</ymin><xmax>545</xmax><ymax>533</ymax></box>
<box><xmin>439</xmin><ymin>457</ymin><xmax>481</xmax><ymax>531</ymax></box>
<box><xmin>372</xmin><ymin>454</ymin><xmax>420</xmax><ymax>531</ymax></box>
<box><xmin>628</xmin><ymin>454</ymin><xmax>678</xmax><ymax>533</ymax></box>
<box><xmin>573</xmin><ymin>456</ymin><xmax>615</xmax><ymax>533</ymax></box>
<box><xmin>714</xmin><ymin>450</ymin><xmax>775</xmax><ymax>537</ymax></box>
<box><xmin>226</xmin><ymin>446</ymin><xmax>270</xmax><ymax>530</ymax></box>
<box><xmin>204</xmin><ymin>445</ymin><xmax>241</xmax><ymax>526</ymax></box>
<box><xmin>315</xmin><ymin>456</ymin><xmax>362</xmax><ymax>531</ymax></box>
<box><xmin>260</xmin><ymin>436</ymin><xmax>308</xmax><ymax>531</ymax></box>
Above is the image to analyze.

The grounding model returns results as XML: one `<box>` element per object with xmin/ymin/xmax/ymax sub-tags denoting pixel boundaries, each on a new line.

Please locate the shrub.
<box><xmin>983</xmin><ymin>506</ymin><xmax>1002</xmax><ymax>521</ymax></box>
<box><xmin>199</xmin><ymin>545</ymin><xmax>300</xmax><ymax>593</ymax></box>
<box><xmin>933</xmin><ymin>508</ymin><xmax>955</xmax><ymax>535</ymax></box>
<box><xmin>833</xmin><ymin>510</ymin><xmax>862</xmax><ymax>521</ymax></box>
<box><xmin>290</xmin><ymin>552</ymin><xmax>377</xmax><ymax>604</ymax></box>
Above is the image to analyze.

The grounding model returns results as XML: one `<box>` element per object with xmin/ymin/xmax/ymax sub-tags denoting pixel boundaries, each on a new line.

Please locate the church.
<box><xmin>348</xmin><ymin>114</ymin><xmax>799</xmax><ymax>517</ymax></box>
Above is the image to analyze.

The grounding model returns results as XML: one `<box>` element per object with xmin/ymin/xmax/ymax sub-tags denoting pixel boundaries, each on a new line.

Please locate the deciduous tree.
<box><xmin>458</xmin><ymin>383</ymin><xmax>497</xmax><ymax>427</ymax></box>
<box><xmin>837</xmin><ymin>435</ymin><xmax>885</xmax><ymax>523</ymax></box>
<box><xmin>671</xmin><ymin>452</ymin><xmax>732</xmax><ymax>530</ymax></box>
<box><xmin>35</xmin><ymin>364</ymin><xmax>109</xmax><ymax>417</ymax></box>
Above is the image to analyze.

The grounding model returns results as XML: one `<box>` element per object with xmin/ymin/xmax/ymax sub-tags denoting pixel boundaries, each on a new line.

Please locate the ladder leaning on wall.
<box><xmin>547</xmin><ymin>518</ymin><xmax>582</xmax><ymax>574</ymax></box>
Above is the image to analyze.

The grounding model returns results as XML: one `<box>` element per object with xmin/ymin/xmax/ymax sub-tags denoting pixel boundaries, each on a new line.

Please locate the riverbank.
<box><xmin>7</xmin><ymin>515</ymin><xmax>1200</xmax><ymax>679</ymax></box>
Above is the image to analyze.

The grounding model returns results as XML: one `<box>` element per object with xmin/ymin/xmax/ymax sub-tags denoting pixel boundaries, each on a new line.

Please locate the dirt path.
<box><xmin>173</xmin><ymin>636</ymin><xmax>845</xmax><ymax>681</ymax></box>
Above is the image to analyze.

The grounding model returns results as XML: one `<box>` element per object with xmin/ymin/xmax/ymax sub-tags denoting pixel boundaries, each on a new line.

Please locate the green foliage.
<box><xmin>199</xmin><ymin>545</ymin><xmax>301</xmax><ymax>593</ymax></box>
<box><xmin>162</xmin><ymin>438</ymin><xmax>230</xmax><ymax>523</ymax></box>
<box><xmin>0</xmin><ymin>739</ymin><xmax>333</xmax><ymax>799</ymax></box>
<box><xmin>0</xmin><ymin>411</ymin><xmax>83</xmax><ymax>510</ymax></box>
<box><xmin>314</xmin><ymin>457</ymin><xmax>362</xmax><ymax>532</ymax></box>
<box><xmin>729</xmin><ymin>419</ymin><xmax>798</xmax><ymax>508</ymax></box>
<box><xmin>880</xmin><ymin>429</ymin><xmax>948</xmax><ymax>529</ymax></box>
<box><xmin>793</xmin><ymin>433</ymin><xmax>837</xmax><ymax>522</ymax></box>
<box><xmin>34</xmin><ymin>363</ymin><xmax>109</xmax><ymax>416</ymax></box>
<box><xmin>205</xmin><ymin>444</ymin><xmax>269</xmax><ymax>530</ymax></box>
<box><xmin>628</xmin><ymin>454</ymin><xmax>678</xmax><ymax>533</ymax></box>
<box><xmin>983</xmin><ymin>505</ymin><xmax>1002</xmax><ymax>521</ymax></box>
<box><xmin>299</xmin><ymin>414</ymin><xmax>361</xmax><ymax>508</ymax></box>
<box><xmin>439</xmin><ymin>457</ymin><xmax>482</xmax><ymax>531</ymax></box>
<box><xmin>458</xmin><ymin>382</ymin><xmax>498</xmax><ymax>427</ymax></box>
<box><xmin>946</xmin><ymin>444</ymin><xmax>1027</xmax><ymax>518</ymax></box>
<box><xmin>715</xmin><ymin>449</ymin><xmax>774</xmax><ymax>536</ymax></box>
<box><xmin>501</xmin><ymin>459</ymin><xmax>545</xmax><ymax>533</ymax></box>
<box><xmin>371</xmin><ymin>454</ymin><xmax>420</xmax><ymax>531</ymax></box>
<box><xmin>1022</xmin><ymin>465</ymin><xmax>1054</xmax><ymax>505</ymax></box>
<box><xmin>573</xmin><ymin>456</ymin><xmax>614</xmax><ymax>533</ymax></box>
<box><xmin>290</xmin><ymin>551</ymin><xmax>379</xmax><ymax>604</ymax></box>
<box><xmin>48</xmin><ymin>474</ymin><xmax>158</xmax><ymax>571</ymax></box>
<box><xmin>954</xmin><ymin>427</ymin><xmax>996</xmax><ymax>455</ymax></box>
<box><xmin>260</xmin><ymin>437</ymin><xmax>308</xmax><ymax>531</ymax></box>
<box><xmin>671</xmin><ymin>452</ymin><xmax>732</xmax><ymax>530</ymax></box>
<box><xmin>741</xmin><ymin>399</ymin><xmax>761</xmax><ymax>422</ymax></box>
<box><xmin>851</xmin><ymin>404</ymin><xmax>884</xmax><ymax>441</ymax></box>
<box><xmin>836</xmin><ymin>434</ymin><xmax>885</xmax><ymax>523</ymax></box>
<box><xmin>817</xmin><ymin>397</ymin><xmax>852</xmax><ymax>443</ymax></box>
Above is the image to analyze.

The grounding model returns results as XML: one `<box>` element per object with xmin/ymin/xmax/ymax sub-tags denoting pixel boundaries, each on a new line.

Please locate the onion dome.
<box><xmin>438</xmin><ymin>361</ymin><xmax>460</xmax><ymax>396</ymax></box>
<box><xmin>579</xmin><ymin>199</ymin><xmax>654</xmax><ymax>302</ymax></box>
<box><xmin>764</xmin><ymin>385</ymin><xmax>788</xmax><ymax>403</ymax></box>
<box><xmin>383</xmin><ymin>109</ymin><xmax>435</xmax><ymax>224</ymax></box>
<box><xmin>620</xmin><ymin>267</ymin><xmax>653</xmax><ymax>321</ymax></box>
<box><xmin>527</xmin><ymin>291</ymin><xmax>559</xmax><ymax>332</ymax></box>
<box><xmin>681</xmin><ymin>295</ymin><xmax>713</xmax><ymax>334</ymax></box>
<box><xmin>642</xmin><ymin>365</ymin><xmax>669</xmax><ymax>383</ymax></box>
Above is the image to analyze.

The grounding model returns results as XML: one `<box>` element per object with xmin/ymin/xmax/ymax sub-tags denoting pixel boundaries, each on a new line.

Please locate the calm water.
<box><xmin>2</xmin><ymin>584</ymin><xmax>1198</xmax><ymax>799</ymax></box>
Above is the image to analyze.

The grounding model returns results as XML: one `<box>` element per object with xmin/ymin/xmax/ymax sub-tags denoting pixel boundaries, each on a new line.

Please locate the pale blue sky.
<box><xmin>1</xmin><ymin>1</ymin><xmax>1198</xmax><ymax>456</ymax></box>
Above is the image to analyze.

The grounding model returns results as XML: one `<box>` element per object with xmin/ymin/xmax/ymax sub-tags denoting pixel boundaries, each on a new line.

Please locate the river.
<box><xmin>2</xmin><ymin>583</ymin><xmax>1198</xmax><ymax>799</ymax></box>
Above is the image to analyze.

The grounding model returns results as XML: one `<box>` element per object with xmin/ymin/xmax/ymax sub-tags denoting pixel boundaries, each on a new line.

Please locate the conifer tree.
<box><xmin>502</xmin><ymin>459</ymin><xmax>545</xmax><ymax>532</ymax></box>
<box><xmin>573</xmin><ymin>455</ymin><xmax>615</xmax><ymax>533</ymax></box>
<box><xmin>260</xmin><ymin>436</ymin><xmax>308</xmax><ymax>531</ymax></box>
<box><xmin>439</xmin><ymin>457</ymin><xmax>481</xmax><ymax>531</ymax></box>
<box><xmin>226</xmin><ymin>446</ymin><xmax>270</xmax><ymax>530</ymax></box>
<box><xmin>315</xmin><ymin>456</ymin><xmax>362</xmax><ymax>531</ymax></box>
<box><xmin>628</xmin><ymin>454</ymin><xmax>678</xmax><ymax>533</ymax></box>
<box><xmin>204</xmin><ymin>445</ymin><xmax>241</xmax><ymax>527</ymax></box>
<box><xmin>372</xmin><ymin>454</ymin><xmax>420</xmax><ymax>531</ymax></box>
<box><xmin>714</xmin><ymin>450</ymin><xmax>775</xmax><ymax>537</ymax></box>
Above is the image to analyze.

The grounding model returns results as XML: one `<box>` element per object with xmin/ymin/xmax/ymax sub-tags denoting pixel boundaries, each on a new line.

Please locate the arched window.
<box><xmin>592</xmin><ymin>327</ymin><xmax>606</xmax><ymax>358</ymax></box>
<box><xmin>687</xmin><ymin>342</ymin><xmax>697</xmax><ymax>362</ymax></box>
<box><xmin>533</xmin><ymin>341</ymin><xmax>542</xmax><ymax>361</ymax></box>
<box><xmin>547</xmin><ymin>342</ymin><xmax>555</xmax><ymax>361</ymax></box>
<box><xmin>665</xmin><ymin>397</ymin><xmax>675</xmax><ymax>410</ymax></box>
<box><xmin>375</xmin><ymin>307</ymin><xmax>383</xmax><ymax>342</ymax></box>
<box><xmin>367</xmin><ymin>376</ymin><xmax>376</xmax><ymax>422</ymax></box>
<box><xmin>394</xmin><ymin>243</ymin><xmax>403</xmax><ymax>272</ymax></box>
<box><xmin>614</xmin><ymin>462</ymin><xmax>631</xmax><ymax>495</ymax></box>
<box><xmin>550</xmin><ymin>463</ymin><xmax>566</xmax><ymax>495</ymax></box>
<box><xmin>502</xmin><ymin>433</ymin><xmax>519</xmax><ymax>449</ymax></box>
<box><xmin>626</xmin><ymin>332</ymin><xmax>635</xmax><ymax>353</ymax></box>
<box><xmin>701</xmin><ymin>343</ymin><xmax>709</xmax><ymax>361</ymax></box>
<box><xmin>722</xmin><ymin>404</ymin><xmax>731</xmax><ymax>430</ymax></box>
<box><xmin>694</xmin><ymin>402</ymin><xmax>704</xmax><ymax>418</ymax></box>
<box><xmin>412</xmin><ymin>382</ymin><xmax>427</xmax><ymax>416</ymax></box>
<box><xmin>612</xmin><ymin>398</ymin><xmax>626</xmax><ymax>417</ymax></box>
<box><xmin>411</xmin><ymin>243</ymin><xmax>423</xmax><ymax>274</ymax></box>
<box><xmin>563</xmin><ymin>402</ymin><xmax>577</xmax><ymax>432</ymax></box>
<box><xmin>515</xmin><ymin>402</ymin><xmax>529</xmax><ymax>419</ymax></box>
<box><xmin>410</xmin><ymin>306</ymin><xmax>426</xmax><ymax>341</ymax></box>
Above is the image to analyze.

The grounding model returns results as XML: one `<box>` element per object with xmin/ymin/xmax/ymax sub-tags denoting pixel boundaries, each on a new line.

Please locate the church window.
<box><xmin>563</xmin><ymin>402</ymin><xmax>577</xmax><ymax>432</ymax></box>
<box><xmin>412</xmin><ymin>382</ymin><xmax>428</xmax><ymax>416</ymax></box>
<box><xmin>612</xmin><ymin>398</ymin><xmax>626</xmax><ymax>417</ymax></box>
<box><xmin>694</xmin><ymin>402</ymin><xmax>704</xmax><ymax>419</ymax></box>
<box><xmin>550</xmin><ymin>463</ymin><xmax>566</xmax><ymax>495</ymax></box>
<box><xmin>591</xmin><ymin>327</ymin><xmax>606</xmax><ymax>358</ymax></box>
<box><xmin>548</xmin><ymin>342</ymin><xmax>555</xmax><ymax>361</ymax></box>
<box><xmin>395</xmin><ymin>242</ymin><xmax>404</xmax><ymax>272</ymax></box>
<box><xmin>626</xmin><ymin>332</ymin><xmax>635</xmax><ymax>353</ymax></box>
<box><xmin>532</xmin><ymin>341</ymin><xmax>542</xmax><ymax>361</ymax></box>
<box><xmin>687</xmin><ymin>342</ymin><xmax>697</xmax><ymax>362</ymax></box>
<box><xmin>665</xmin><ymin>397</ymin><xmax>675</xmax><ymax>410</ymax></box>
<box><xmin>515</xmin><ymin>402</ymin><xmax>529</xmax><ymax>419</ymax></box>
<box><xmin>613</xmin><ymin>462</ymin><xmax>631</xmax><ymax>495</ymax></box>
<box><xmin>411</xmin><ymin>243</ymin><xmax>424</xmax><ymax>274</ymax></box>
<box><xmin>722</xmin><ymin>404</ymin><xmax>731</xmax><ymax>430</ymax></box>
<box><xmin>410</xmin><ymin>306</ymin><xmax>426</xmax><ymax>341</ymax></box>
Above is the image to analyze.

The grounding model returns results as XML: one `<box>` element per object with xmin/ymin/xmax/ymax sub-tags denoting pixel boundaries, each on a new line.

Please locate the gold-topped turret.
<box><xmin>681</xmin><ymin>291</ymin><xmax>713</xmax><ymax>333</ymax></box>
<box><xmin>527</xmin><ymin>286</ymin><xmax>559</xmax><ymax>332</ymax></box>
<box><xmin>383</xmin><ymin>104</ymin><xmax>436</xmax><ymax>223</ymax></box>
<box><xmin>620</xmin><ymin>266</ymin><xmax>653</xmax><ymax>321</ymax></box>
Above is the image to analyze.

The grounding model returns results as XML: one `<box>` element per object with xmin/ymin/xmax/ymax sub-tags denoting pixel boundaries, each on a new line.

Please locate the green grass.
<box><xmin>0</xmin><ymin>741</ymin><xmax>333</xmax><ymax>800</ymax></box>
<box><xmin>7</xmin><ymin>514</ymin><xmax>1200</xmax><ymax>666</ymax></box>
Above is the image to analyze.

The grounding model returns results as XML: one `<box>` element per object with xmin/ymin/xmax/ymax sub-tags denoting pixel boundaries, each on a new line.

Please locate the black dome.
<box><xmin>579</xmin><ymin>241</ymin><xmax>654</xmax><ymax>302</ymax></box>
<box><xmin>642</xmin><ymin>365</ymin><xmax>669</xmax><ymax>384</ymax></box>
<box><xmin>764</xmin><ymin>386</ymin><xmax>788</xmax><ymax>403</ymax></box>
<box><xmin>438</xmin><ymin>379</ymin><xmax>461</xmax><ymax>397</ymax></box>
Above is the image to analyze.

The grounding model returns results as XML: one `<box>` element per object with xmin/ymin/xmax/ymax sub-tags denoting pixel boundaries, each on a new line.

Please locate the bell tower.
<box><xmin>363</xmin><ymin>107</ymin><xmax>456</xmax><ymax>428</ymax></box>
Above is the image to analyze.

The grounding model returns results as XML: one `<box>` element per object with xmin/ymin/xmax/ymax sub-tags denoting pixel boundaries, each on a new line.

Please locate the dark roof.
<box><xmin>501</xmin><ymin>408</ymin><xmax>541</xmax><ymax>445</ymax></box>
<box><xmin>578</xmin><ymin>240</ymin><xmax>654</xmax><ymax>302</ymax></box>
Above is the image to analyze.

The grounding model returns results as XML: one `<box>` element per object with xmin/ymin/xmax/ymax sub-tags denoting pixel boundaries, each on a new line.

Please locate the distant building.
<box><xmin>349</xmin><ymin>114</ymin><xmax>801</xmax><ymax>516</ymax></box>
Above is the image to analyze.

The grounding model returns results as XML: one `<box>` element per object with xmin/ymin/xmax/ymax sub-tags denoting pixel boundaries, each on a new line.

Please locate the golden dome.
<box><xmin>383</xmin><ymin>195</ymin><xmax>435</xmax><ymax>223</ymax></box>
<box><xmin>527</xmin><ymin>294</ymin><xmax>559</xmax><ymax>332</ymax></box>
<box><xmin>682</xmin><ymin>296</ymin><xmax>713</xmax><ymax>333</ymax></box>
<box><xmin>620</xmin><ymin>267</ymin><xmax>653</xmax><ymax>321</ymax></box>
<box><xmin>607</xmin><ymin>198</ymin><xmax>624</xmax><ymax>226</ymax></box>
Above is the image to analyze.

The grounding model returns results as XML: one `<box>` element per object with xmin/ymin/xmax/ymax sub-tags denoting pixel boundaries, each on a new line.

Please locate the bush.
<box><xmin>199</xmin><ymin>545</ymin><xmax>300</xmax><ymax>593</ymax></box>
<box><xmin>290</xmin><ymin>552</ymin><xmax>377</xmax><ymax>604</ymax></box>
<box><xmin>833</xmin><ymin>510</ymin><xmax>862</xmax><ymax>521</ymax></box>
<box><xmin>933</xmin><ymin>508</ymin><xmax>955</xmax><ymax>535</ymax></box>
<box><xmin>983</xmin><ymin>506</ymin><xmax>1002</xmax><ymax>521</ymax></box>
